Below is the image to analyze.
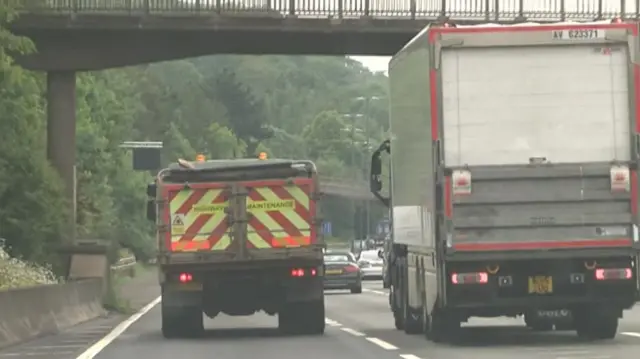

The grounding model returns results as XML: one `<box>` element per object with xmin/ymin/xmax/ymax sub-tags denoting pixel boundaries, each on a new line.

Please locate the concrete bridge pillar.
<box><xmin>46</xmin><ymin>71</ymin><xmax>76</xmax><ymax>243</ymax></box>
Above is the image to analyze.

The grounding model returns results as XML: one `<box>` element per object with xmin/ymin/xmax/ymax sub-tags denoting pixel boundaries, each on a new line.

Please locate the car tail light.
<box><xmin>179</xmin><ymin>272</ymin><xmax>193</xmax><ymax>283</ymax></box>
<box><xmin>610</xmin><ymin>165</ymin><xmax>630</xmax><ymax>192</ymax></box>
<box><xmin>344</xmin><ymin>264</ymin><xmax>359</xmax><ymax>273</ymax></box>
<box><xmin>452</xmin><ymin>169</ymin><xmax>472</xmax><ymax>195</ymax></box>
<box><xmin>290</xmin><ymin>268</ymin><xmax>317</xmax><ymax>277</ymax></box>
<box><xmin>595</xmin><ymin>268</ymin><xmax>632</xmax><ymax>280</ymax></box>
<box><xmin>451</xmin><ymin>272</ymin><xmax>488</xmax><ymax>284</ymax></box>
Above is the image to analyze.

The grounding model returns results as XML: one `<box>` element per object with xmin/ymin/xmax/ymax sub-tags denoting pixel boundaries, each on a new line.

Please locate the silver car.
<box><xmin>357</xmin><ymin>249</ymin><xmax>384</xmax><ymax>280</ymax></box>
<box><xmin>323</xmin><ymin>251</ymin><xmax>363</xmax><ymax>294</ymax></box>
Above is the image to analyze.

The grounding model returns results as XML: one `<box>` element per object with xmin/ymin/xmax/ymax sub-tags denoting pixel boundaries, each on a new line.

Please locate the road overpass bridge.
<box><xmin>8</xmin><ymin>0</ymin><xmax>634</xmax><ymax>243</ymax></box>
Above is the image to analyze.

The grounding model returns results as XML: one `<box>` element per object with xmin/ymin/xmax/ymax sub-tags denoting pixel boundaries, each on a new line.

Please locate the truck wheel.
<box><xmin>279</xmin><ymin>300</ymin><xmax>325</xmax><ymax>335</ymax></box>
<box><xmin>429</xmin><ymin>310</ymin><xmax>461</xmax><ymax>343</ymax></box>
<box><xmin>301</xmin><ymin>299</ymin><xmax>326</xmax><ymax>335</ymax></box>
<box><xmin>351</xmin><ymin>285</ymin><xmax>363</xmax><ymax>294</ymax></box>
<box><xmin>161</xmin><ymin>304</ymin><xmax>203</xmax><ymax>338</ymax></box>
<box><xmin>402</xmin><ymin>289</ymin><xmax>423</xmax><ymax>334</ymax></box>
<box><xmin>575</xmin><ymin>310</ymin><xmax>618</xmax><ymax>340</ymax></box>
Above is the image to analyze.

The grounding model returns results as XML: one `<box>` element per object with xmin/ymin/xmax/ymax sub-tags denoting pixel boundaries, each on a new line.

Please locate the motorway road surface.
<box><xmin>2</xmin><ymin>280</ymin><xmax>640</xmax><ymax>359</ymax></box>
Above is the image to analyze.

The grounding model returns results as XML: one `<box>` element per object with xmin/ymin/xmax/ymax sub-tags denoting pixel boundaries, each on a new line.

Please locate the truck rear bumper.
<box><xmin>445</xmin><ymin>256</ymin><xmax>638</xmax><ymax>314</ymax></box>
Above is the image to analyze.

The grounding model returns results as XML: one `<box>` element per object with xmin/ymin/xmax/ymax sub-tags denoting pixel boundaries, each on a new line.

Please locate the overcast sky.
<box><xmin>350</xmin><ymin>56</ymin><xmax>390</xmax><ymax>74</ymax></box>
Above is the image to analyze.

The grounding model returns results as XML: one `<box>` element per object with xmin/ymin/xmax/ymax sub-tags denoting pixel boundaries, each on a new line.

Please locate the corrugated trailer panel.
<box><xmin>426</xmin><ymin>22</ymin><xmax>640</xmax><ymax>253</ymax></box>
<box><xmin>388</xmin><ymin>30</ymin><xmax>436</xmax><ymax>248</ymax></box>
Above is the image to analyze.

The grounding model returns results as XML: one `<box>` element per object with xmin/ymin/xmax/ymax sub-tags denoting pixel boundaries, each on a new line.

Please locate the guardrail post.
<box><xmin>364</xmin><ymin>0</ymin><xmax>369</xmax><ymax>17</ymax></box>
<box><xmin>144</xmin><ymin>0</ymin><xmax>149</xmax><ymax>14</ymax></box>
<box><xmin>515</xmin><ymin>0</ymin><xmax>526</xmax><ymax>22</ymax></box>
<box><xmin>440</xmin><ymin>0</ymin><xmax>446</xmax><ymax>20</ymax></box>
<box><xmin>338</xmin><ymin>0</ymin><xmax>343</xmax><ymax>19</ymax></box>
<box><xmin>621</xmin><ymin>0</ymin><xmax>626</xmax><ymax>19</ymax></box>
<box><xmin>410</xmin><ymin>0</ymin><xmax>416</xmax><ymax>20</ymax></box>
<box><xmin>596</xmin><ymin>0</ymin><xmax>602</xmax><ymax>20</ymax></box>
<box><xmin>288</xmin><ymin>0</ymin><xmax>295</xmax><ymax>16</ymax></box>
<box><xmin>484</xmin><ymin>0</ymin><xmax>490</xmax><ymax>22</ymax></box>
<box><xmin>561</xmin><ymin>0</ymin><xmax>567</xmax><ymax>21</ymax></box>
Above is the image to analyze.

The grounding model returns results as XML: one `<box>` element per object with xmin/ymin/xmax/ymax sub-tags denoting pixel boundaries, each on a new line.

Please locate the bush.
<box><xmin>0</xmin><ymin>245</ymin><xmax>59</xmax><ymax>290</ymax></box>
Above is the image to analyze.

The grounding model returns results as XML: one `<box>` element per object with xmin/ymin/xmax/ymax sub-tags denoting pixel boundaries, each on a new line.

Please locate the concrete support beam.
<box><xmin>46</xmin><ymin>71</ymin><xmax>76</xmax><ymax>243</ymax></box>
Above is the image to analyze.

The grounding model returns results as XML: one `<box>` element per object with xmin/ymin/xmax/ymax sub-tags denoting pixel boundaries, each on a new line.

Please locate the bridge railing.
<box><xmin>21</xmin><ymin>0</ymin><xmax>640</xmax><ymax>22</ymax></box>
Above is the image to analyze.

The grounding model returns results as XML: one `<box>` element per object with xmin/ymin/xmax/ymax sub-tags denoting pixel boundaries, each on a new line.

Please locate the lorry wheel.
<box><xmin>429</xmin><ymin>310</ymin><xmax>461</xmax><ymax>343</ymax></box>
<box><xmin>575</xmin><ymin>310</ymin><xmax>618</xmax><ymax>340</ymax></box>
<box><xmin>161</xmin><ymin>306</ymin><xmax>203</xmax><ymax>338</ymax></box>
<box><xmin>279</xmin><ymin>300</ymin><xmax>325</xmax><ymax>335</ymax></box>
<box><xmin>301</xmin><ymin>300</ymin><xmax>326</xmax><ymax>335</ymax></box>
<box><xmin>351</xmin><ymin>285</ymin><xmax>363</xmax><ymax>294</ymax></box>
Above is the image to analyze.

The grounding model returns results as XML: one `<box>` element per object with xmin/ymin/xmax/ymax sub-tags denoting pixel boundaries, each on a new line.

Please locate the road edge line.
<box><xmin>75</xmin><ymin>296</ymin><xmax>161</xmax><ymax>359</ymax></box>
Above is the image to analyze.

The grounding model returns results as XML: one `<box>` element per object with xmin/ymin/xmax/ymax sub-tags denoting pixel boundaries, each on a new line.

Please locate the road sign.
<box><xmin>322</xmin><ymin>221</ymin><xmax>332</xmax><ymax>236</ymax></box>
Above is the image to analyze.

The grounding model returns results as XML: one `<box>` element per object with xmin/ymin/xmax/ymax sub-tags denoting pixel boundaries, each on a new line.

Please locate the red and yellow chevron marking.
<box><xmin>167</xmin><ymin>186</ymin><xmax>230</xmax><ymax>252</ymax></box>
<box><xmin>246</xmin><ymin>182</ymin><xmax>314</xmax><ymax>249</ymax></box>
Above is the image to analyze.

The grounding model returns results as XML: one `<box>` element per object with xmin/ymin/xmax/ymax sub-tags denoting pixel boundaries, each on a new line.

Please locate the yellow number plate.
<box><xmin>528</xmin><ymin>276</ymin><xmax>553</xmax><ymax>294</ymax></box>
<box><xmin>168</xmin><ymin>282</ymin><xmax>203</xmax><ymax>291</ymax></box>
<box><xmin>325</xmin><ymin>269</ymin><xmax>343</xmax><ymax>275</ymax></box>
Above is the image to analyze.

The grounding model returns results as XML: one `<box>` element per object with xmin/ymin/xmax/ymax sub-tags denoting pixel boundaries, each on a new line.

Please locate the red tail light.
<box><xmin>344</xmin><ymin>264</ymin><xmax>359</xmax><ymax>273</ymax></box>
<box><xmin>451</xmin><ymin>272</ymin><xmax>488</xmax><ymax>284</ymax></box>
<box><xmin>179</xmin><ymin>272</ymin><xmax>193</xmax><ymax>283</ymax></box>
<box><xmin>595</xmin><ymin>268</ymin><xmax>632</xmax><ymax>280</ymax></box>
<box><xmin>290</xmin><ymin>268</ymin><xmax>317</xmax><ymax>277</ymax></box>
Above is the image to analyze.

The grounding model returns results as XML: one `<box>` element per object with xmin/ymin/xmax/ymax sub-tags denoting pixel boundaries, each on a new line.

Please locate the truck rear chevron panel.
<box><xmin>168</xmin><ymin>187</ymin><xmax>230</xmax><ymax>252</ymax></box>
<box><xmin>246</xmin><ymin>183</ymin><xmax>313</xmax><ymax>249</ymax></box>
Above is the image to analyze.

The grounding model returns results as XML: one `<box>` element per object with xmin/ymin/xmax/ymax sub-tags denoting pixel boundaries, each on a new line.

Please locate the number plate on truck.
<box><xmin>325</xmin><ymin>269</ymin><xmax>343</xmax><ymax>275</ymax></box>
<box><xmin>528</xmin><ymin>276</ymin><xmax>553</xmax><ymax>294</ymax></box>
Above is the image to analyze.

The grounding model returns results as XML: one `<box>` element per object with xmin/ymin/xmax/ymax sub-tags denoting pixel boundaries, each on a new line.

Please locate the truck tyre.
<box><xmin>279</xmin><ymin>300</ymin><xmax>325</xmax><ymax>335</ymax></box>
<box><xmin>402</xmin><ymin>284</ymin><xmax>423</xmax><ymax>334</ymax></box>
<box><xmin>390</xmin><ymin>288</ymin><xmax>404</xmax><ymax>330</ymax></box>
<box><xmin>351</xmin><ymin>285</ymin><xmax>363</xmax><ymax>294</ymax></box>
<box><xmin>575</xmin><ymin>309</ymin><xmax>618</xmax><ymax>340</ymax></box>
<box><xmin>161</xmin><ymin>304</ymin><xmax>203</xmax><ymax>339</ymax></box>
<box><xmin>429</xmin><ymin>310</ymin><xmax>461</xmax><ymax>343</ymax></box>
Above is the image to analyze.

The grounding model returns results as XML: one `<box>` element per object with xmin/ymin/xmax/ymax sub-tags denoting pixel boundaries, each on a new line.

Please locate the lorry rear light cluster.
<box><xmin>291</xmin><ymin>268</ymin><xmax>317</xmax><ymax>277</ymax></box>
<box><xmin>610</xmin><ymin>165</ymin><xmax>630</xmax><ymax>192</ymax></box>
<box><xmin>452</xmin><ymin>169</ymin><xmax>472</xmax><ymax>195</ymax></box>
<box><xmin>595</xmin><ymin>268</ymin><xmax>632</xmax><ymax>280</ymax></box>
<box><xmin>451</xmin><ymin>272</ymin><xmax>488</xmax><ymax>284</ymax></box>
<box><xmin>344</xmin><ymin>264</ymin><xmax>359</xmax><ymax>273</ymax></box>
<box><xmin>179</xmin><ymin>272</ymin><xmax>193</xmax><ymax>283</ymax></box>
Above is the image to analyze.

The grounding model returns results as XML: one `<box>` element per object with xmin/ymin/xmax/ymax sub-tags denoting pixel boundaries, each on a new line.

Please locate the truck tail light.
<box><xmin>452</xmin><ymin>169</ymin><xmax>472</xmax><ymax>195</ymax></box>
<box><xmin>610</xmin><ymin>165</ymin><xmax>630</xmax><ymax>192</ymax></box>
<box><xmin>179</xmin><ymin>272</ymin><xmax>193</xmax><ymax>283</ymax></box>
<box><xmin>291</xmin><ymin>268</ymin><xmax>317</xmax><ymax>277</ymax></box>
<box><xmin>451</xmin><ymin>272</ymin><xmax>488</xmax><ymax>284</ymax></box>
<box><xmin>594</xmin><ymin>268</ymin><xmax>632</xmax><ymax>280</ymax></box>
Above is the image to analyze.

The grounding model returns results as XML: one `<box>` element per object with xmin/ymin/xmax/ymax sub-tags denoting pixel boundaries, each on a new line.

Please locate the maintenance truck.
<box><xmin>146</xmin><ymin>155</ymin><xmax>325</xmax><ymax>338</ymax></box>
<box><xmin>370</xmin><ymin>20</ymin><xmax>640</xmax><ymax>343</ymax></box>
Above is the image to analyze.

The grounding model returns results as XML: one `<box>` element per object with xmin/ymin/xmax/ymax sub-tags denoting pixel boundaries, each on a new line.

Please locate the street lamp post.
<box><xmin>353</xmin><ymin>96</ymin><xmax>383</xmax><ymax>242</ymax></box>
<box><xmin>341</xmin><ymin>113</ymin><xmax>363</xmax><ymax>251</ymax></box>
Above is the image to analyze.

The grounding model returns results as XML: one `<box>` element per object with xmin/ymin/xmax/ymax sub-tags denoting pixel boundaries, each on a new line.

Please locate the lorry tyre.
<box><xmin>390</xmin><ymin>288</ymin><xmax>404</xmax><ymax>330</ymax></box>
<box><xmin>575</xmin><ymin>309</ymin><xmax>618</xmax><ymax>340</ymax></box>
<box><xmin>402</xmin><ymin>286</ymin><xmax>423</xmax><ymax>334</ymax></box>
<box><xmin>351</xmin><ymin>285</ymin><xmax>363</xmax><ymax>294</ymax></box>
<box><xmin>279</xmin><ymin>300</ymin><xmax>325</xmax><ymax>335</ymax></box>
<box><xmin>161</xmin><ymin>304</ymin><xmax>203</xmax><ymax>338</ymax></box>
<box><xmin>429</xmin><ymin>310</ymin><xmax>461</xmax><ymax>343</ymax></box>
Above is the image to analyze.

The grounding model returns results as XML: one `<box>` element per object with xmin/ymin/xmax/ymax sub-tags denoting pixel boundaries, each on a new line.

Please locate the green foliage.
<box><xmin>0</xmin><ymin>3</ymin><xmax>388</xmax><ymax>270</ymax></box>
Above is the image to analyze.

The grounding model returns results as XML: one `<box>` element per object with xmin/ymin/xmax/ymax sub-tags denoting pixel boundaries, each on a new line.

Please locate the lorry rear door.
<box><xmin>164</xmin><ymin>183</ymin><xmax>232</xmax><ymax>252</ymax></box>
<box><xmin>432</xmin><ymin>22</ymin><xmax>640</xmax><ymax>252</ymax></box>
<box><xmin>243</xmin><ymin>178</ymin><xmax>316</xmax><ymax>250</ymax></box>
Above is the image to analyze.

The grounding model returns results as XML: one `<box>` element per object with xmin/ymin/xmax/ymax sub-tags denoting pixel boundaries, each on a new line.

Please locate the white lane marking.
<box><xmin>0</xmin><ymin>352</ymin><xmax>74</xmax><ymax>357</ymax></box>
<box><xmin>365</xmin><ymin>337</ymin><xmax>399</xmax><ymax>350</ymax></box>
<box><xmin>325</xmin><ymin>318</ymin><xmax>342</xmax><ymax>327</ymax></box>
<box><xmin>622</xmin><ymin>331</ymin><xmax>640</xmax><ymax>338</ymax></box>
<box><xmin>400</xmin><ymin>355</ymin><xmax>422</xmax><ymax>359</ymax></box>
<box><xmin>75</xmin><ymin>296</ymin><xmax>161</xmax><ymax>359</ymax></box>
<box><xmin>340</xmin><ymin>327</ymin><xmax>366</xmax><ymax>336</ymax></box>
